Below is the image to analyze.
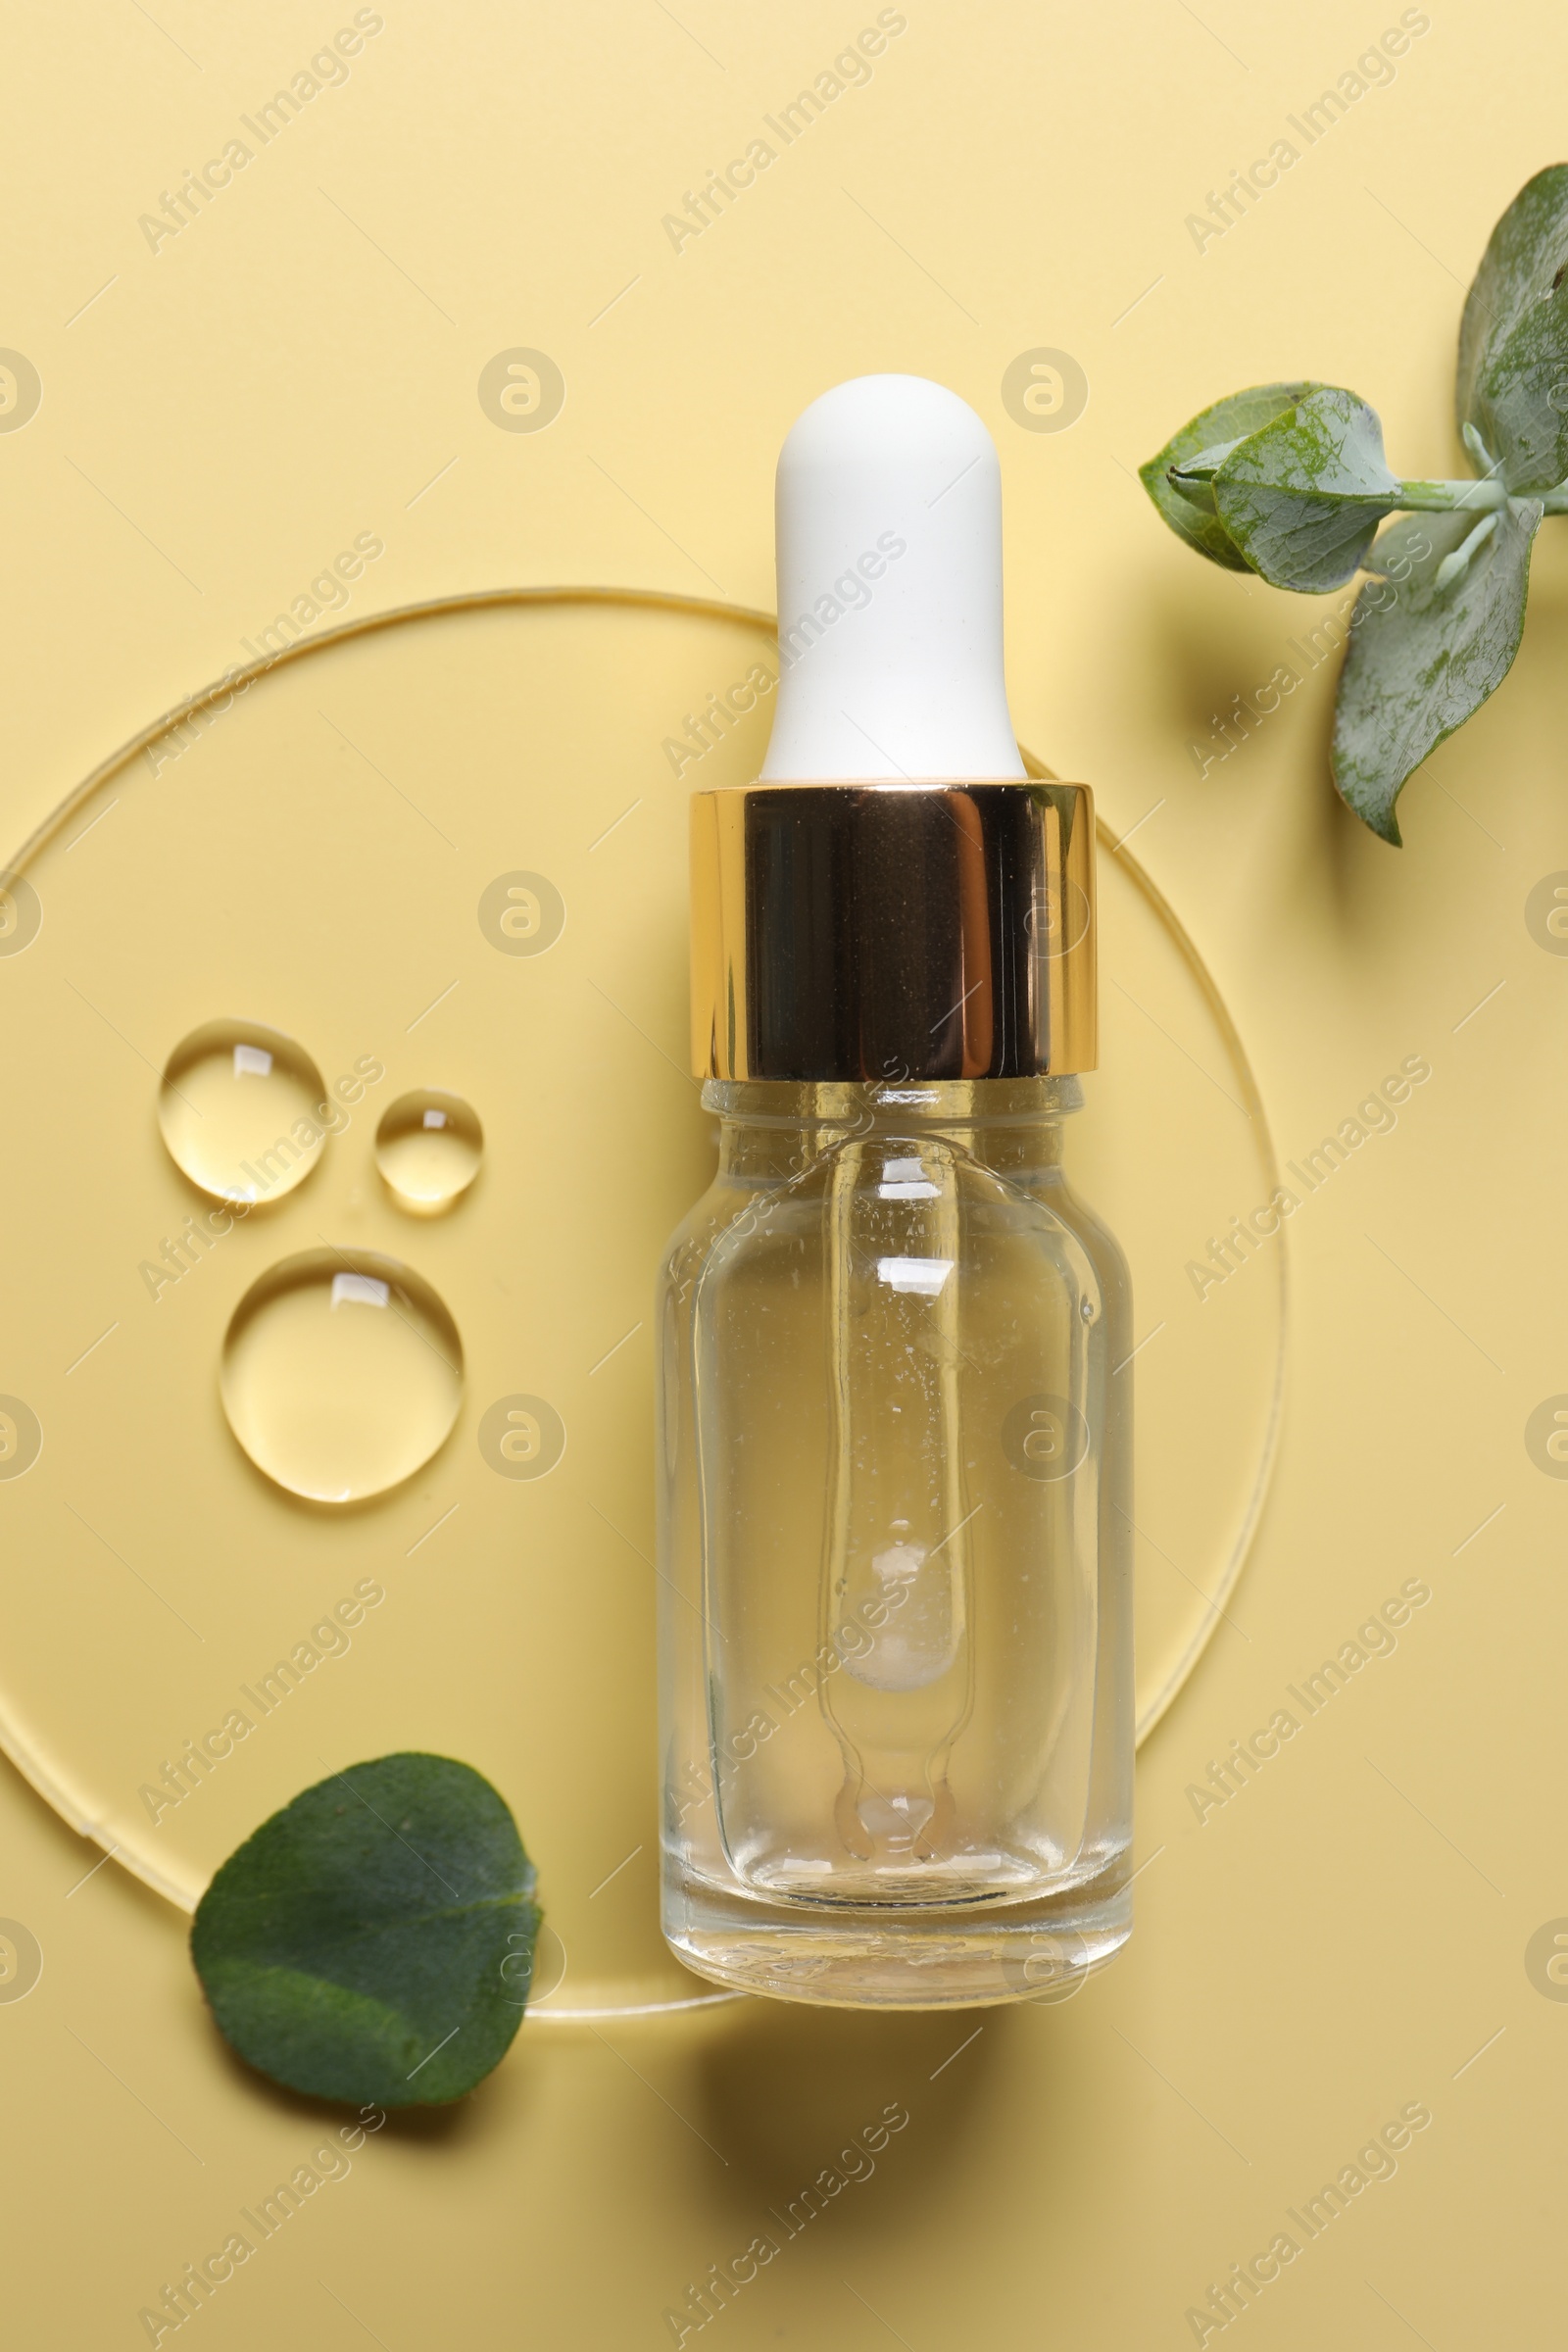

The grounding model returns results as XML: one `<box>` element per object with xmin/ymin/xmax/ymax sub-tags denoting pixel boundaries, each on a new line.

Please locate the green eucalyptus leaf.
<box><xmin>1456</xmin><ymin>164</ymin><xmax>1568</xmax><ymax>494</ymax></box>
<box><xmin>1210</xmin><ymin>388</ymin><xmax>1400</xmax><ymax>591</ymax></box>
<box><xmin>1332</xmin><ymin>500</ymin><xmax>1543</xmax><ymax>845</ymax></box>
<box><xmin>191</xmin><ymin>1753</ymin><xmax>539</xmax><ymax>2107</ymax></box>
<box><xmin>1165</xmin><ymin>438</ymin><xmax>1243</xmax><ymax>514</ymax></box>
<box><xmin>1140</xmin><ymin>383</ymin><xmax>1325</xmax><ymax>570</ymax></box>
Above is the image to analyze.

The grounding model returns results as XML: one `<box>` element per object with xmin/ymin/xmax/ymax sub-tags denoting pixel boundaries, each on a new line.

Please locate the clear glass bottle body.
<box><xmin>658</xmin><ymin>1077</ymin><xmax>1133</xmax><ymax>2008</ymax></box>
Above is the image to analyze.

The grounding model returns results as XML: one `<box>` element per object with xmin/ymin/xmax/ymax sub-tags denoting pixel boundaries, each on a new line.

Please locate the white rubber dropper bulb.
<box><xmin>759</xmin><ymin>373</ymin><xmax>1026</xmax><ymax>784</ymax></box>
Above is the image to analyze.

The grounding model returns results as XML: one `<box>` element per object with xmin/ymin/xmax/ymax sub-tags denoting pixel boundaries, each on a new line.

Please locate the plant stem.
<box><xmin>1397</xmin><ymin>473</ymin><xmax>1568</xmax><ymax>515</ymax></box>
<box><xmin>1434</xmin><ymin>512</ymin><xmax>1498</xmax><ymax>589</ymax></box>
<box><xmin>1396</xmin><ymin>476</ymin><xmax>1508</xmax><ymax>513</ymax></box>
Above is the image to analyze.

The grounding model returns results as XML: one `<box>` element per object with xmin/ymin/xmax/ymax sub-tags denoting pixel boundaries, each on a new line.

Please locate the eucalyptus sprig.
<box><xmin>1142</xmin><ymin>166</ymin><xmax>1568</xmax><ymax>844</ymax></box>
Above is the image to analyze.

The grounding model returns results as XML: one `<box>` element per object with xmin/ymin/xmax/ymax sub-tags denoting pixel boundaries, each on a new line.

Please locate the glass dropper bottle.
<box><xmin>658</xmin><ymin>373</ymin><xmax>1134</xmax><ymax>2009</ymax></box>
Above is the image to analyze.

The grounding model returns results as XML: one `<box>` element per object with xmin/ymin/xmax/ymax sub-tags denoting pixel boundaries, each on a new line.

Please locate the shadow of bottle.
<box><xmin>690</xmin><ymin>1993</ymin><xmax>1016</xmax><ymax>2243</ymax></box>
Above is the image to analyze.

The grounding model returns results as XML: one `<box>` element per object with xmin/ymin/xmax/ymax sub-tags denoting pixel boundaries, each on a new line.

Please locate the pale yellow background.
<box><xmin>0</xmin><ymin>3</ymin><xmax>1562</xmax><ymax>2346</ymax></box>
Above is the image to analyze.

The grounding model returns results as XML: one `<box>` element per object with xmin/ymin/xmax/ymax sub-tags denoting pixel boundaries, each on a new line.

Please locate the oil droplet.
<box><xmin>374</xmin><ymin>1089</ymin><xmax>483</xmax><ymax>1213</ymax></box>
<box><xmin>220</xmin><ymin>1248</ymin><xmax>463</xmax><ymax>1502</ymax></box>
<box><xmin>159</xmin><ymin>1019</ymin><xmax>329</xmax><ymax>1204</ymax></box>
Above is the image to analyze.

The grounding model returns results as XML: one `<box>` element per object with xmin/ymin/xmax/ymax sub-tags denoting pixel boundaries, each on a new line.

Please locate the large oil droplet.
<box><xmin>220</xmin><ymin>1249</ymin><xmax>463</xmax><ymax>1502</ymax></box>
<box><xmin>159</xmin><ymin>1019</ymin><xmax>329</xmax><ymax>1204</ymax></box>
<box><xmin>374</xmin><ymin>1089</ymin><xmax>483</xmax><ymax>1214</ymax></box>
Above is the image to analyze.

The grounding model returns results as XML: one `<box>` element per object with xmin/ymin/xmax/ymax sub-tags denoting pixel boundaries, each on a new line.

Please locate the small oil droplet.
<box><xmin>159</xmin><ymin>1018</ymin><xmax>328</xmax><ymax>1203</ymax></box>
<box><xmin>220</xmin><ymin>1248</ymin><xmax>464</xmax><ymax>1502</ymax></box>
<box><xmin>374</xmin><ymin>1090</ymin><xmax>483</xmax><ymax>1214</ymax></box>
